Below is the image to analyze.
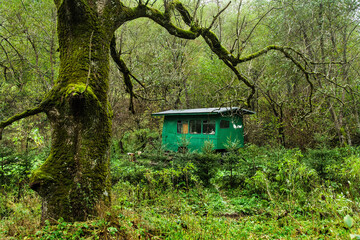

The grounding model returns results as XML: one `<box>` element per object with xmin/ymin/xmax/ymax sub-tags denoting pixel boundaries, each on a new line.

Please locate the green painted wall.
<box><xmin>161</xmin><ymin>115</ymin><xmax>244</xmax><ymax>152</ymax></box>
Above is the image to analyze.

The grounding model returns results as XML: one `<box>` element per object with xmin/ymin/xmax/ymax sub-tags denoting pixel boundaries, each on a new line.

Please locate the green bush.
<box><xmin>110</xmin><ymin>158</ymin><xmax>149</xmax><ymax>185</ymax></box>
<box><xmin>192</xmin><ymin>152</ymin><xmax>220</xmax><ymax>186</ymax></box>
<box><xmin>0</xmin><ymin>194</ymin><xmax>12</xmax><ymax>218</ymax></box>
<box><xmin>0</xmin><ymin>146</ymin><xmax>49</xmax><ymax>197</ymax></box>
<box><xmin>325</xmin><ymin>148</ymin><xmax>360</xmax><ymax>198</ymax></box>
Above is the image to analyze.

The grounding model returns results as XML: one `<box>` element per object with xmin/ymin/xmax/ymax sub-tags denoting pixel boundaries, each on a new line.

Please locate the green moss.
<box><xmin>30</xmin><ymin>110</ymin><xmax>112</xmax><ymax>221</ymax></box>
<box><xmin>30</xmin><ymin>87</ymin><xmax>113</xmax><ymax>221</ymax></box>
<box><xmin>64</xmin><ymin>83</ymin><xmax>100</xmax><ymax>104</ymax></box>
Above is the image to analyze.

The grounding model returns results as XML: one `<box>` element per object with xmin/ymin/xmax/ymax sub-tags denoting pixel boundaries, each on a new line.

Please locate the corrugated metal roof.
<box><xmin>152</xmin><ymin>107</ymin><xmax>255</xmax><ymax>116</ymax></box>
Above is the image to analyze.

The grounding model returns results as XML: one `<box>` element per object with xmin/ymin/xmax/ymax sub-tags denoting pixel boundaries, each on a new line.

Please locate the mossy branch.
<box><xmin>0</xmin><ymin>105</ymin><xmax>44</xmax><ymax>140</ymax></box>
<box><xmin>119</xmin><ymin>2</ymin><xmax>200</xmax><ymax>39</ymax></box>
<box><xmin>237</xmin><ymin>45</ymin><xmax>281</xmax><ymax>63</ymax></box>
<box><xmin>174</xmin><ymin>1</ymin><xmax>193</xmax><ymax>26</ymax></box>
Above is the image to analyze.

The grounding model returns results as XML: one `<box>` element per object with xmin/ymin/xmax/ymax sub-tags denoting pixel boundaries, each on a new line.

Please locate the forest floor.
<box><xmin>1</xmin><ymin>147</ymin><xmax>359</xmax><ymax>239</ymax></box>
<box><xmin>0</xmin><ymin>185</ymin><xmax>353</xmax><ymax>239</ymax></box>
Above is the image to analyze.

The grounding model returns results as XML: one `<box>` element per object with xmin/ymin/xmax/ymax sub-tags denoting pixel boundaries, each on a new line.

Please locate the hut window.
<box><xmin>203</xmin><ymin>120</ymin><xmax>216</xmax><ymax>134</ymax></box>
<box><xmin>189</xmin><ymin>120</ymin><xmax>201</xmax><ymax>134</ymax></box>
<box><xmin>220</xmin><ymin>120</ymin><xmax>230</xmax><ymax>129</ymax></box>
<box><xmin>177</xmin><ymin>121</ymin><xmax>188</xmax><ymax>134</ymax></box>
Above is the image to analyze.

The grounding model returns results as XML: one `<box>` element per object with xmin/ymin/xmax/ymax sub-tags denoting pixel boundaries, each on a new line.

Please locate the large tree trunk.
<box><xmin>29</xmin><ymin>0</ymin><xmax>114</xmax><ymax>222</ymax></box>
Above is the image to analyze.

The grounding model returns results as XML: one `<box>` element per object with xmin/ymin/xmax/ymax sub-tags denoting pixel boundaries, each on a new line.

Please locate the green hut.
<box><xmin>152</xmin><ymin>107</ymin><xmax>255</xmax><ymax>152</ymax></box>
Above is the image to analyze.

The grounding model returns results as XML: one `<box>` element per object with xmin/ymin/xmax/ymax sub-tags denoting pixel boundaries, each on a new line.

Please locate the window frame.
<box><xmin>203</xmin><ymin>120</ymin><xmax>216</xmax><ymax>135</ymax></box>
<box><xmin>220</xmin><ymin>120</ymin><xmax>230</xmax><ymax>129</ymax></box>
<box><xmin>189</xmin><ymin>120</ymin><xmax>202</xmax><ymax>134</ymax></box>
<box><xmin>177</xmin><ymin>120</ymin><xmax>189</xmax><ymax>134</ymax></box>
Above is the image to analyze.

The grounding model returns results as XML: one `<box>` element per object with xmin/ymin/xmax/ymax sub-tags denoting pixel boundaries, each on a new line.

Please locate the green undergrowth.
<box><xmin>0</xmin><ymin>186</ymin><xmax>354</xmax><ymax>239</ymax></box>
<box><xmin>1</xmin><ymin>145</ymin><xmax>360</xmax><ymax>239</ymax></box>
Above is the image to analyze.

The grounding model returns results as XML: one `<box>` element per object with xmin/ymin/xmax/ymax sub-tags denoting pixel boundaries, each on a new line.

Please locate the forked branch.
<box><xmin>172</xmin><ymin>3</ymin><xmax>314</xmax><ymax>111</ymax></box>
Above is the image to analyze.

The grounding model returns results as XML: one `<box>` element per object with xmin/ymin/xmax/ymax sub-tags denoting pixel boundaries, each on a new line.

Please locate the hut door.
<box><xmin>182</xmin><ymin>123</ymin><xmax>189</xmax><ymax>134</ymax></box>
<box><xmin>177</xmin><ymin>120</ymin><xmax>189</xmax><ymax>134</ymax></box>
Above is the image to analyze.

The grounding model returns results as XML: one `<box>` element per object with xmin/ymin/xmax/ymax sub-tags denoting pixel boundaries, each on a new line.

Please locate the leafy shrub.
<box><xmin>325</xmin><ymin>149</ymin><xmax>360</xmax><ymax>198</ymax></box>
<box><xmin>110</xmin><ymin>158</ymin><xmax>149</xmax><ymax>185</ymax></box>
<box><xmin>274</xmin><ymin>150</ymin><xmax>319</xmax><ymax>203</ymax></box>
<box><xmin>0</xmin><ymin>145</ymin><xmax>49</xmax><ymax>197</ymax></box>
<box><xmin>142</xmin><ymin>138</ymin><xmax>169</xmax><ymax>164</ymax></box>
<box><xmin>0</xmin><ymin>194</ymin><xmax>12</xmax><ymax>218</ymax></box>
<box><xmin>111</xmin><ymin>151</ymin><xmax>199</xmax><ymax>190</ymax></box>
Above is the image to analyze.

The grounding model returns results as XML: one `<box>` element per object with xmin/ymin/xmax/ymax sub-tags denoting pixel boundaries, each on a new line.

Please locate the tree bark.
<box><xmin>29</xmin><ymin>0</ymin><xmax>114</xmax><ymax>222</ymax></box>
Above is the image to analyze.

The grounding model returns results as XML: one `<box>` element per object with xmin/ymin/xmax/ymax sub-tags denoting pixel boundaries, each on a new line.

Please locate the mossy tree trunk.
<box><xmin>27</xmin><ymin>0</ymin><xmax>200</xmax><ymax>222</ymax></box>
<box><xmin>29</xmin><ymin>0</ymin><xmax>116</xmax><ymax>222</ymax></box>
<box><xmin>26</xmin><ymin>0</ymin><xmax>199</xmax><ymax>222</ymax></box>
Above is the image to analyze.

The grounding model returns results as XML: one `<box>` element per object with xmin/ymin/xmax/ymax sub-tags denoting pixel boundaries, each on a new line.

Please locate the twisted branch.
<box><xmin>115</xmin><ymin>0</ymin><xmax>317</xmax><ymax>109</ymax></box>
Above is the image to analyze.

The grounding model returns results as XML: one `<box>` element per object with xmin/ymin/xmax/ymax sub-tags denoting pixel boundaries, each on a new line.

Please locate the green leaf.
<box><xmin>344</xmin><ymin>215</ymin><xmax>354</xmax><ymax>228</ymax></box>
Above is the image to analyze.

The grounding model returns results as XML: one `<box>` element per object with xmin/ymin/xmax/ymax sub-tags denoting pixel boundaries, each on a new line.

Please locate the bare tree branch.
<box><xmin>207</xmin><ymin>1</ymin><xmax>231</xmax><ymax>30</ymax></box>
<box><xmin>116</xmin><ymin>2</ymin><xmax>200</xmax><ymax>39</ymax></box>
<box><xmin>221</xmin><ymin>59</ymin><xmax>255</xmax><ymax>107</ymax></box>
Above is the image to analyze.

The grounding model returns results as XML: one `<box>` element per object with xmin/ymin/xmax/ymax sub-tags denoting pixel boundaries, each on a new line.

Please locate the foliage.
<box><xmin>0</xmin><ymin>145</ymin><xmax>49</xmax><ymax>195</ymax></box>
<box><xmin>344</xmin><ymin>215</ymin><xmax>360</xmax><ymax>240</ymax></box>
<box><xmin>303</xmin><ymin>148</ymin><xmax>345</xmax><ymax>178</ymax></box>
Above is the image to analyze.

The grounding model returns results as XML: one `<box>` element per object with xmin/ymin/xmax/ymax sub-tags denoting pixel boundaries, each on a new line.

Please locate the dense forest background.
<box><xmin>2</xmin><ymin>0</ymin><xmax>360</xmax><ymax>151</ymax></box>
<box><xmin>2</xmin><ymin>0</ymin><xmax>360</xmax><ymax>239</ymax></box>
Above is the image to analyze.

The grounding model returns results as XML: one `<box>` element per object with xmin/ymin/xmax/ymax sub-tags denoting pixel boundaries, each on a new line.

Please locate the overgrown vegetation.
<box><xmin>2</xmin><ymin>0</ymin><xmax>360</xmax><ymax>238</ymax></box>
<box><xmin>1</xmin><ymin>143</ymin><xmax>360</xmax><ymax>239</ymax></box>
